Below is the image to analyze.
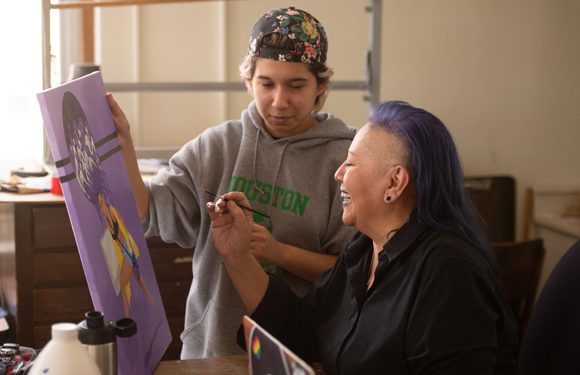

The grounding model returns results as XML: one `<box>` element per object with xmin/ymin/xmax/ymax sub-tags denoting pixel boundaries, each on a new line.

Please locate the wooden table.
<box><xmin>153</xmin><ymin>355</ymin><xmax>249</xmax><ymax>374</ymax></box>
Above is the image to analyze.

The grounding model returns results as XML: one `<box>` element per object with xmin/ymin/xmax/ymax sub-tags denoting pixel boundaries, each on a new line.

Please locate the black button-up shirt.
<box><xmin>239</xmin><ymin>213</ymin><xmax>519</xmax><ymax>374</ymax></box>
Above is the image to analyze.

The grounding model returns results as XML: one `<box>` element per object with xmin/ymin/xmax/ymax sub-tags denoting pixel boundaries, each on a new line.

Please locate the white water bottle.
<box><xmin>29</xmin><ymin>322</ymin><xmax>101</xmax><ymax>375</ymax></box>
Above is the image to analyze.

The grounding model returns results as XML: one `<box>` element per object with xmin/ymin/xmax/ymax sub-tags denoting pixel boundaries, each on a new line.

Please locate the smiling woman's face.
<box><xmin>334</xmin><ymin>125</ymin><xmax>404</xmax><ymax>232</ymax></box>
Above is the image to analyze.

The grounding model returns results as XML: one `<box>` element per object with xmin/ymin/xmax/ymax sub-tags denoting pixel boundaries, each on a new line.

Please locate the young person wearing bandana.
<box><xmin>107</xmin><ymin>7</ymin><xmax>358</xmax><ymax>359</ymax></box>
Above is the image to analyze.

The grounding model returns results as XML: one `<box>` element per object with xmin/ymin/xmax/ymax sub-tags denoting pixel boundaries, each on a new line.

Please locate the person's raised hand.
<box><xmin>206</xmin><ymin>192</ymin><xmax>254</xmax><ymax>261</ymax></box>
<box><xmin>107</xmin><ymin>93</ymin><xmax>131</xmax><ymax>139</ymax></box>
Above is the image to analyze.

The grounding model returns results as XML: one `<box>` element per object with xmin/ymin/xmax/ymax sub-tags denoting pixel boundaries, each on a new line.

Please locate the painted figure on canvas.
<box><xmin>98</xmin><ymin>191</ymin><xmax>158</xmax><ymax>317</ymax></box>
<box><xmin>62</xmin><ymin>91</ymin><xmax>157</xmax><ymax>318</ymax></box>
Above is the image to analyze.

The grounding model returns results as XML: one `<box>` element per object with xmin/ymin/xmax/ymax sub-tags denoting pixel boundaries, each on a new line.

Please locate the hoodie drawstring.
<box><xmin>269</xmin><ymin>140</ymin><xmax>290</xmax><ymax>201</ymax></box>
<box><xmin>251</xmin><ymin>127</ymin><xmax>291</xmax><ymax>217</ymax></box>
<box><xmin>252</xmin><ymin>128</ymin><xmax>265</xmax><ymax>195</ymax></box>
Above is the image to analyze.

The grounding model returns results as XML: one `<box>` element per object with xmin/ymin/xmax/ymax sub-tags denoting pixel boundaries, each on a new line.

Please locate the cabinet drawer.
<box><xmin>33</xmin><ymin>251</ymin><xmax>87</xmax><ymax>288</ymax></box>
<box><xmin>33</xmin><ymin>282</ymin><xmax>189</xmax><ymax>323</ymax></box>
<box><xmin>158</xmin><ymin>281</ymin><xmax>191</xmax><ymax>317</ymax></box>
<box><xmin>150</xmin><ymin>246</ymin><xmax>193</xmax><ymax>281</ymax></box>
<box><xmin>33</xmin><ymin>250</ymin><xmax>192</xmax><ymax>287</ymax></box>
<box><xmin>147</xmin><ymin>235</ymin><xmax>175</xmax><ymax>246</ymax></box>
<box><xmin>33</xmin><ymin>325</ymin><xmax>51</xmax><ymax>349</ymax></box>
<box><xmin>33</xmin><ymin>287</ymin><xmax>93</xmax><ymax>324</ymax></box>
<box><xmin>33</xmin><ymin>205</ymin><xmax>76</xmax><ymax>249</ymax></box>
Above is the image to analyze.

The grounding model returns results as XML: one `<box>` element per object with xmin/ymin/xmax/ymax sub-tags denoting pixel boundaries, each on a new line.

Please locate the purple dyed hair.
<box><xmin>368</xmin><ymin>101</ymin><xmax>496</xmax><ymax>271</ymax></box>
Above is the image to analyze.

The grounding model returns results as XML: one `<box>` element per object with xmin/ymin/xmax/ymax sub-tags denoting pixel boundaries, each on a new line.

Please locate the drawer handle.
<box><xmin>174</xmin><ymin>257</ymin><xmax>193</xmax><ymax>264</ymax></box>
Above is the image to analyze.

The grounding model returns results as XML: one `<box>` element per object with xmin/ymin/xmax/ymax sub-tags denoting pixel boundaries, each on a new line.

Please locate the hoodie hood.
<box><xmin>246</xmin><ymin>100</ymin><xmax>357</xmax><ymax>149</ymax></box>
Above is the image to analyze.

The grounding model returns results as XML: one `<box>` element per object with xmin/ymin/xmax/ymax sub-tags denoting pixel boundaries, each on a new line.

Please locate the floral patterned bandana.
<box><xmin>248</xmin><ymin>7</ymin><xmax>328</xmax><ymax>65</ymax></box>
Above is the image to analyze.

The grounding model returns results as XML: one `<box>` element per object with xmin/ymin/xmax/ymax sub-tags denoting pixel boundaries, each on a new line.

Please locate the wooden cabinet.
<box><xmin>0</xmin><ymin>198</ymin><xmax>192</xmax><ymax>361</ymax></box>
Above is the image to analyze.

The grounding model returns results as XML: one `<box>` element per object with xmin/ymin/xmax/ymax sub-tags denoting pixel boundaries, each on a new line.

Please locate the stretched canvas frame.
<box><xmin>37</xmin><ymin>72</ymin><xmax>171</xmax><ymax>375</ymax></box>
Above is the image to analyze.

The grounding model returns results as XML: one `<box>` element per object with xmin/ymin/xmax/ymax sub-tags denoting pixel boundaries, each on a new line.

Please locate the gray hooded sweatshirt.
<box><xmin>142</xmin><ymin>101</ymin><xmax>358</xmax><ymax>359</ymax></box>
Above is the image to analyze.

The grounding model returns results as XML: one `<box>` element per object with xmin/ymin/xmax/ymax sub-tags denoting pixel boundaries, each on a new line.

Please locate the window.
<box><xmin>0</xmin><ymin>3</ymin><xmax>44</xmax><ymax>160</ymax></box>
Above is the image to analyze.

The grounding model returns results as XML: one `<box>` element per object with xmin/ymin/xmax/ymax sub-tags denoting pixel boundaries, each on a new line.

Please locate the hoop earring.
<box><xmin>386</xmin><ymin>195</ymin><xmax>392</xmax><ymax>202</ymax></box>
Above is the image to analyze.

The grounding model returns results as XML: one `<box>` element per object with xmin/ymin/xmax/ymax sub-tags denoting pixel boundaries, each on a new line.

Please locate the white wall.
<box><xmin>96</xmin><ymin>0</ymin><xmax>369</xmax><ymax>146</ymax></box>
<box><xmin>378</xmin><ymin>0</ymin><xmax>580</xmax><ymax>241</ymax></box>
<box><xmin>96</xmin><ymin>0</ymin><xmax>580</xmax><ymax>240</ymax></box>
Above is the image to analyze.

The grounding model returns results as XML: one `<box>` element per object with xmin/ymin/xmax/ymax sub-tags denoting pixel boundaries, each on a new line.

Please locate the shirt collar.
<box><xmin>382</xmin><ymin>211</ymin><xmax>430</xmax><ymax>261</ymax></box>
<box><xmin>345</xmin><ymin>211</ymin><xmax>430</xmax><ymax>262</ymax></box>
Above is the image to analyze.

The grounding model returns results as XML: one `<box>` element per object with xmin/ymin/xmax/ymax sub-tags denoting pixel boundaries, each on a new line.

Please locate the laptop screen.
<box><xmin>243</xmin><ymin>315</ymin><xmax>316</xmax><ymax>375</ymax></box>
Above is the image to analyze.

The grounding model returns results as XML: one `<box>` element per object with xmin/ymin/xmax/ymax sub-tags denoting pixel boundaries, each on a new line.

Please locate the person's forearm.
<box><xmin>118</xmin><ymin>133</ymin><xmax>149</xmax><ymax>220</ymax></box>
<box><xmin>222</xmin><ymin>252</ymin><xmax>270</xmax><ymax>314</ymax></box>
<box><xmin>277</xmin><ymin>245</ymin><xmax>337</xmax><ymax>282</ymax></box>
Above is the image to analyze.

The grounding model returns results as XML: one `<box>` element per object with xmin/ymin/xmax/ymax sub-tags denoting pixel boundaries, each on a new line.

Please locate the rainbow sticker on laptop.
<box><xmin>252</xmin><ymin>336</ymin><xmax>262</xmax><ymax>360</ymax></box>
<box><xmin>243</xmin><ymin>316</ymin><xmax>315</xmax><ymax>375</ymax></box>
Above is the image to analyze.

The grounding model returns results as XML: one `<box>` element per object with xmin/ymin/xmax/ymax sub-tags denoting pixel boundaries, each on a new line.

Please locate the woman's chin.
<box><xmin>341</xmin><ymin>212</ymin><xmax>355</xmax><ymax>227</ymax></box>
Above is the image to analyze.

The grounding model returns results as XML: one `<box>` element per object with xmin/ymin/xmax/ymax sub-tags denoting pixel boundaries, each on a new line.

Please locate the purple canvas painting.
<box><xmin>37</xmin><ymin>72</ymin><xmax>171</xmax><ymax>375</ymax></box>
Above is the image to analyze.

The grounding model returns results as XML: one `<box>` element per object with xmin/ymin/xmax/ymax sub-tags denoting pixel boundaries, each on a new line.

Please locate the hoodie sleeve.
<box><xmin>141</xmin><ymin>120</ymin><xmax>245</xmax><ymax>249</ymax></box>
<box><xmin>141</xmin><ymin>139</ymin><xmax>204</xmax><ymax>248</ymax></box>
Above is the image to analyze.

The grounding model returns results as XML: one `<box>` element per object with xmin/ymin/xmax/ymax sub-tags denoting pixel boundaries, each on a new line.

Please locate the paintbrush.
<box><xmin>199</xmin><ymin>188</ymin><xmax>270</xmax><ymax>218</ymax></box>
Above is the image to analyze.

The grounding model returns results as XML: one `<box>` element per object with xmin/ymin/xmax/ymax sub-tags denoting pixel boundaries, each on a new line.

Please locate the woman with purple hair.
<box><xmin>207</xmin><ymin>101</ymin><xmax>519</xmax><ymax>374</ymax></box>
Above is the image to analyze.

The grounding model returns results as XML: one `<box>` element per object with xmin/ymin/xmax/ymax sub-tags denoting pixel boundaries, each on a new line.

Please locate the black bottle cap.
<box><xmin>77</xmin><ymin>311</ymin><xmax>118</xmax><ymax>345</ymax></box>
<box><xmin>114</xmin><ymin>317</ymin><xmax>137</xmax><ymax>338</ymax></box>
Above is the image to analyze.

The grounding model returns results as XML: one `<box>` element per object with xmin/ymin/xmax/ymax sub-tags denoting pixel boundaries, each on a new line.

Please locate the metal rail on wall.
<box><xmin>40</xmin><ymin>0</ymin><xmax>382</xmax><ymax>160</ymax></box>
<box><xmin>41</xmin><ymin>0</ymin><xmax>381</xmax><ymax>108</ymax></box>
